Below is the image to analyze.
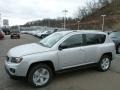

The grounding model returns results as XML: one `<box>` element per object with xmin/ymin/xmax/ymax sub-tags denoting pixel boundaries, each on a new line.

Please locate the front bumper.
<box><xmin>5</xmin><ymin>65</ymin><xmax>25</xmax><ymax>80</ymax></box>
<box><xmin>5</xmin><ymin>57</ymin><xmax>29</xmax><ymax>77</ymax></box>
<box><xmin>5</xmin><ymin>60</ymin><xmax>18</xmax><ymax>76</ymax></box>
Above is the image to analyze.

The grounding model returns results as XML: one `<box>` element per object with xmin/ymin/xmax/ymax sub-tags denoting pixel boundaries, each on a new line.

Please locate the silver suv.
<box><xmin>5</xmin><ymin>30</ymin><xmax>116</xmax><ymax>87</ymax></box>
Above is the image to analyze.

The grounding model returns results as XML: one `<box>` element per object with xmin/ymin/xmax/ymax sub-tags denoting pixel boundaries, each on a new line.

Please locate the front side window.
<box><xmin>61</xmin><ymin>34</ymin><xmax>83</xmax><ymax>48</ymax></box>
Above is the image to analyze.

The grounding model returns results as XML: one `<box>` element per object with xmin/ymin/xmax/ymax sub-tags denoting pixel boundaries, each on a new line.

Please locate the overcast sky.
<box><xmin>0</xmin><ymin>0</ymin><xmax>92</xmax><ymax>26</ymax></box>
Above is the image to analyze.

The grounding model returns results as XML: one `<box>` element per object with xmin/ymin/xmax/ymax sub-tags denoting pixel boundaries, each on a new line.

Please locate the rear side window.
<box><xmin>85</xmin><ymin>34</ymin><xmax>106</xmax><ymax>45</ymax></box>
<box><xmin>99</xmin><ymin>34</ymin><xmax>106</xmax><ymax>43</ymax></box>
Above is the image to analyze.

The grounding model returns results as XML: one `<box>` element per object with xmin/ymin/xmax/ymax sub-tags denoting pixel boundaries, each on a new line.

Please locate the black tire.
<box><xmin>18</xmin><ymin>36</ymin><xmax>20</xmax><ymax>39</ymax></box>
<box><xmin>41</xmin><ymin>35</ymin><xmax>43</xmax><ymax>39</ymax></box>
<box><xmin>28</xmin><ymin>64</ymin><xmax>53</xmax><ymax>87</ymax></box>
<box><xmin>97</xmin><ymin>55</ymin><xmax>111</xmax><ymax>72</ymax></box>
<box><xmin>117</xmin><ymin>45</ymin><xmax>120</xmax><ymax>54</ymax></box>
<box><xmin>11</xmin><ymin>36</ymin><xmax>13</xmax><ymax>39</ymax></box>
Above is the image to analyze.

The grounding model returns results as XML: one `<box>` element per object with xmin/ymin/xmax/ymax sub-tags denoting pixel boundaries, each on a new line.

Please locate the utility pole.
<box><xmin>61</xmin><ymin>23</ymin><xmax>64</xmax><ymax>29</ymax></box>
<box><xmin>62</xmin><ymin>9</ymin><xmax>68</xmax><ymax>30</ymax></box>
<box><xmin>101</xmin><ymin>15</ymin><xmax>106</xmax><ymax>31</ymax></box>
<box><xmin>48</xmin><ymin>20</ymin><xmax>50</xmax><ymax>27</ymax></box>
<box><xmin>77</xmin><ymin>21</ymin><xmax>80</xmax><ymax>30</ymax></box>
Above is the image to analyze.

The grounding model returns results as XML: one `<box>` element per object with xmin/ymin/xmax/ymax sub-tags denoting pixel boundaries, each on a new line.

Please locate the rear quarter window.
<box><xmin>99</xmin><ymin>34</ymin><xmax>106</xmax><ymax>44</ymax></box>
<box><xmin>85</xmin><ymin>34</ymin><xmax>106</xmax><ymax>45</ymax></box>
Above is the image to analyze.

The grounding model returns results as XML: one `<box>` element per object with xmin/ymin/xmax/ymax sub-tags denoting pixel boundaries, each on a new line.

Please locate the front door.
<box><xmin>58</xmin><ymin>34</ymin><xmax>85</xmax><ymax>69</ymax></box>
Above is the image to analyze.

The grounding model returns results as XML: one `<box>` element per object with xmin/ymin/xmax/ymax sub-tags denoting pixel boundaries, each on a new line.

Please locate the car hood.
<box><xmin>111</xmin><ymin>37</ymin><xmax>120</xmax><ymax>42</ymax></box>
<box><xmin>7</xmin><ymin>43</ymin><xmax>51</xmax><ymax>57</ymax></box>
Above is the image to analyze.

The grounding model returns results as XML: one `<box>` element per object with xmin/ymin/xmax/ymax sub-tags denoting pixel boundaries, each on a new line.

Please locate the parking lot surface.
<box><xmin>0</xmin><ymin>34</ymin><xmax>120</xmax><ymax>90</ymax></box>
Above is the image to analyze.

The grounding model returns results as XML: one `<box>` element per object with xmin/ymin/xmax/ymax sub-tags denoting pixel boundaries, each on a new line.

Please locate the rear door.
<box><xmin>82</xmin><ymin>34</ymin><xmax>106</xmax><ymax>63</ymax></box>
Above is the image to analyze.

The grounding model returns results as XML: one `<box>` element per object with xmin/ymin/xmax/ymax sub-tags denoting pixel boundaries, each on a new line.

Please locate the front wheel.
<box><xmin>40</xmin><ymin>35</ymin><xmax>44</xmax><ymax>39</ymax></box>
<box><xmin>98</xmin><ymin>55</ymin><xmax>111</xmax><ymax>72</ymax></box>
<box><xmin>28</xmin><ymin>64</ymin><xmax>53</xmax><ymax>87</ymax></box>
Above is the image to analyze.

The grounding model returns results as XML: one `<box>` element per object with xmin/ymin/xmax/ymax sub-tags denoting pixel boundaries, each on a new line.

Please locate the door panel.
<box><xmin>57</xmin><ymin>34</ymin><xmax>85</xmax><ymax>69</ymax></box>
<box><xmin>82</xmin><ymin>34</ymin><xmax>101</xmax><ymax>63</ymax></box>
<box><xmin>58</xmin><ymin>47</ymin><xmax>85</xmax><ymax>69</ymax></box>
<box><xmin>80</xmin><ymin>45</ymin><xmax>98</xmax><ymax>63</ymax></box>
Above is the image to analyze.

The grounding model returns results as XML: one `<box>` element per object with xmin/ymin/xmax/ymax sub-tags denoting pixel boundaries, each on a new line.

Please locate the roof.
<box><xmin>58</xmin><ymin>30</ymin><xmax>107</xmax><ymax>35</ymax></box>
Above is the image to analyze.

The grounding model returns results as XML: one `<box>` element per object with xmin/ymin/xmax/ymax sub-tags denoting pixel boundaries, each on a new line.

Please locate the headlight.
<box><xmin>11</xmin><ymin>57</ymin><xmax>23</xmax><ymax>63</ymax></box>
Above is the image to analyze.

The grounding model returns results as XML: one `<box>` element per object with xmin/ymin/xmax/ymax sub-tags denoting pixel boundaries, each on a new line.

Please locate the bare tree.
<box><xmin>76</xmin><ymin>7</ymin><xmax>89</xmax><ymax>20</ymax></box>
<box><xmin>86</xmin><ymin>0</ymin><xmax>96</xmax><ymax>13</ymax></box>
<box><xmin>98</xmin><ymin>0</ymin><xmax>110</xmax><ymax>7</ymax></box>
<box><xmin>76</xmin><ymin>0</ymin><xmax>110</xmax><ymax>20</ymax></box>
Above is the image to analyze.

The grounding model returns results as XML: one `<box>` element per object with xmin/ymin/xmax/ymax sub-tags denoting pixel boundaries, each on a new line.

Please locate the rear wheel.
<box><xmin>28</xmin><ymin>64</ymin><xmax>53</xmax><ymax>87</ymax></box>
<box><xmin>98</xmin><ymin>55</ymin><xmax>111</xmax><ymax>71</ymax></box>
<box><xmin>18</xmin><ymin>35</ymin><xmax>20</xmax><ymax>39</ymax></box>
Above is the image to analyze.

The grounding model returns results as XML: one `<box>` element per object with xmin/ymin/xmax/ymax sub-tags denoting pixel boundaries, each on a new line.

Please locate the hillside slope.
<box><xmin>22</xmin><ymin>0</ymin><xmax>120</xmax><ymax>31</ymax></box>
<box><xmin>81</xmin><ymin>0</ymin><xmax>120</xmax><ymax>30</ymax></box>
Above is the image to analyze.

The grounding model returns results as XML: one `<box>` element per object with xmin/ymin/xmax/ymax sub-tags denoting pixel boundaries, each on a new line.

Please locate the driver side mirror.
<box><xmin>58</xmin><ymin>43</ymin><xmax>68</xmax><ymax>50</ymax></box>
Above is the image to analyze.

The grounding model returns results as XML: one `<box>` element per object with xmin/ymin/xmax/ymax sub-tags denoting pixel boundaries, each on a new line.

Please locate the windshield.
<box><xmin>39</xmin><ymin>32</ymin><xmax>67</xmax><ymax>48</ymax></box>
<box><xmin>109</xmin><ymin>32</ymin><xmax>120</xmax><ymax>38</ymax></box>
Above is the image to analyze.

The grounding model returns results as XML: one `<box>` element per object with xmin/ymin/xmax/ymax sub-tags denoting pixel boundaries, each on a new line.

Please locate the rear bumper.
<box><xmin>0</xmin><ymin>35</ymin><xmax>4</xmax><ymax>39</ymax></box>
<box><xmin>11</xmin><ymin>35</ymin><xmax>20</xmax><ymax>37</ymax></box>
